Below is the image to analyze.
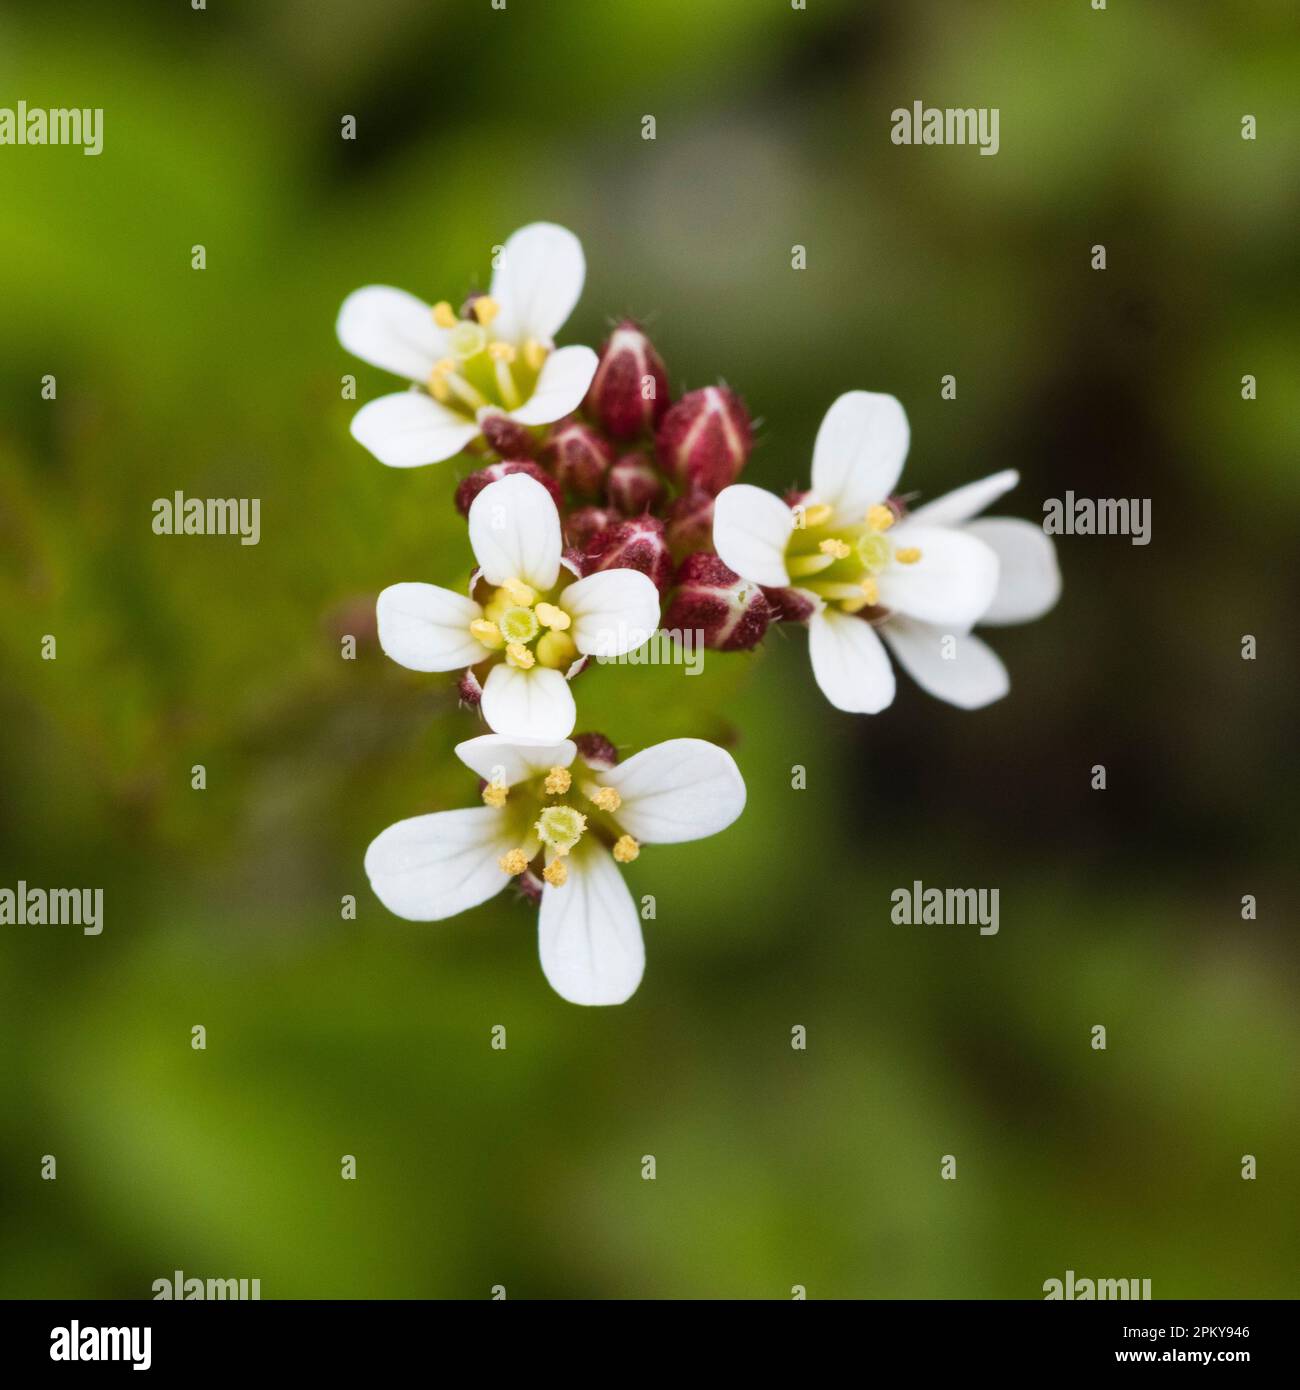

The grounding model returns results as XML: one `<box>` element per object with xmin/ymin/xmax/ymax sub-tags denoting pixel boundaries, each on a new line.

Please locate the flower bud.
<box><xmin>455</xmin><ymin>461</ymin><xmax>561</xmax><ymax>517</ymax></box>
<box><xmin>606</xmin><ymin>452</ymin><xmax>666</xmax><ymax>515</ymax></box>
<box><xmin>458</xmin><ymin>668</ymin><xmax>483</xmax><ymax>708</ymax></box>
<box><xmin>584</xmin><ymin>319</ymin><xmax>671</xmax><ymax>439</ymax></box>
<box><xmin>585</xmin><ymin>515</ymin><xmax>673</xmax><ymax>595</ymax></box>
<box><xmin>564</xmin><ymin>505</ymin><xmax>620</xmax><ymax>551</ymax></box>
<box><xmin>541</xmin><ymin>420</ymin><xmax>614</xmax><ymax>498</ymax></box>
<box><xmin>655</xmin><ymin>385</ymin><xmax>753</xmax><ymax>495</ymax></box>
<box><xmin>661</xmin><ymin>552</ymin><xmax>769</xmax><ymax>651</ymax></box>
<box><xmin>664</xmin><ymin>486</ymin><xmax>715</xmax><ymax>558</ymax></box>
<box><xmin>574</xmin><ymin>732</ymin><xmax>619</xmax><ymax>771</ymax></box>
<box><xmin>479</xmin><ymin>411</ymin><xmax>538</xmax><ymax>460</ymax></box>
<box><xmin>761</xmin><ymin>586</ymin><xmax>818</xmax><ymax>625</ymax></box>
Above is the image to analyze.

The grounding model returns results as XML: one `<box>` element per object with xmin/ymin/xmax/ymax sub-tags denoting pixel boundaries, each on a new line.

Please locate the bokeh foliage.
<box><xmin>1</xmin><ymin>0</ymin><xmax>1297</xmax><ymax>1297</ymax></box>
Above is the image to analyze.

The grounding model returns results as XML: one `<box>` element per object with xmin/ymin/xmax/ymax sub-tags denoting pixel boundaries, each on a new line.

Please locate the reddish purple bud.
<box><xmin>584</xmin><ymin>319</ymin><xmax>671</xmax><ymax>439</ymax></box>
<box><xmin>565</xmin><ymin>504</ymin><xmax>620</xmax><ymax>551</ymax></box>
<box><xmin>514</xmin><ymin>867</ymin><xmax>543</xmax><ymax>904</ymax></box>
<box><xmin>542</xmin><ymin>420</ymin><xmax>614</xmax><ymax>498</ymax></box>
<box><xmin>585</xmin><ymin>514</ymin><xmax>674</xmax><ymax>595</ymax></box>
<box><xmin>458</xmin><ymin>668</ymin><xmax>483</xmax><ymax>708</ymax></box>
<box><xmin>761</xmin><ymin>585</ymin><xmax>818</xmax><ymax>626</ymax></box>
<box><xmin>480</xmin><ymin>411</ymin><xmax>537</xmax><ymax>460</ymax></box>
<box><xmin>662</xmin><ymin>552</ymin><xmax>769</xmax><ymax>652</ymax></box>
<box><xmin>455</xmin><ymin>461</ymin><xmax>562</xmax><ymax>517</ymax></box>
<box><xmin>664</xmin><ymin>486</ymin><xmax>715</xmax><ymax>557</ymax></box>
<box><xmin>574</xmin><ymin>732</ymin><xmax>620</xmax><ymax>771</ymax></box>
<box><xmin>655</xmin><ymin>385</ymin><xmax>753</xmax><ymax>495</ymax></box>
<box><xmin>606</xmin><ymin>452</ymin><xmax>665</xmax><ymax>515</ymax></box>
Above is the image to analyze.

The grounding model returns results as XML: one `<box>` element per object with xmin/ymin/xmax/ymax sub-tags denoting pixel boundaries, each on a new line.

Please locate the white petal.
<box><xmin>876</xmin><ymin>524</ymin><xmax>999</xmax><ymax>629</ymax></box>
<box><xmin>376</xmin><ymin>582</ymin><xmax>483</xmax><ymax>672</ymax></box>
<box><xmin>963</xmin><ymin>518</ymin><xmax>1061</xmax><ymax>626</ymax></box>
<box><xmin>489</xmin><ymin>222</ymin><xmax>586</xmax><ymax>345</ymax></box>
<box><xmin>337</xmin><ymin>285</ymin><xmax>447</xmax><ymax>382</ymax></box>
<box><xmin>910</xmin><ymin>469</ymin><xmax>1020</xmax><ymax>527</ymax></box>
<box><xmin>600</xmin><ymin>738</ymin><xmax>746</xmax><ymax>845</ymax></box>
<box><xmin>350</xmin><ymin>391</ymin><xmax>480</xmax><ymax>468</ymax></box>
<box><xmin>712</xmin><ymin>484</ymin><xmax>793</xmax><ymax>587</ymax></box>
<box><xmin>537</xmin><ymin>842</ymin><xmax>644</xmax><ymax>1006</ymax></box>
<box><xmin>810</xmin><ymin>391</ymin><xmax>910</xmax><ymax>525</ymax></box>
<box><xmin>454</xmin><ymin>734</ymin><xmax>577</xmax><ymax>787</ymax></box>
<box><xmin>467</xmin><ymin>473</ymin><xmax>562</xmax><ymax>591</ymax></box>
<box><xmin>507</xmin><ymin>345</ymin><xmax>599</xmax><ymax>427</ymax></box>
<box><xmin>881</xmin><ymin>616</ymin><xmax>1010</xmax><ymax>710</ymax></box>
<box><xmin>562</xmin><ymin>569</ymin><xmax>661</xmax><ymax>658</ymax></box>
<box><xmin>364</xmin><ymin>806</ymin><xmax>512</xmax><ymax>921</ymax></box>
<box><xmin>807</xmin><ymin>608</ymin><xmax>896</xmax><ymax>714</ymax></box>
<box><xmin>480</xmin><ymin>663</ymin><xmax>576</xmax><ymax>740</ymax></box>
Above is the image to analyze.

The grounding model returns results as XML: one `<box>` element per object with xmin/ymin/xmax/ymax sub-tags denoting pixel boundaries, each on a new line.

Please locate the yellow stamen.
<box><xmin>536</xmin><ymin>630</ymin><xmax>577</xmax><ymax>669</ymax></box>
<box><xmin>472</xmin><ymin>295</ymin><xmax>500</xmax><ymax>327</ymax></box>
<box><xmin>787</xmin><ymin>552</ymin><xmax>835</xmax><ymax>578</ymax></box>
<box><xmin>612</xmin><ymin>834</ymin><xmax>640</xmax><ymax>863</ymax></box>
<box><xmin>500</xmin><ymin>578</ymin><xmax>536</xmax><ymax>606</ymax></box>
<box><xmin>799</xmin><ymin>502</ymin><xmax>833</xmax><ymax>529</ymax></box>
<box><xmin>866</xmin><ymin>504</ymin><xmax>895</xmax><ymax>532</ymax></box>
<box><xmin>544</xmin><ymin>766</ymin><xmax>572</xmax><ymax>795</ymax></box>
<box><xmin>481</xmin><ymin>783</ymin><xmax>508</xmax><ymax>808</ymax></box>
<box><xmin>505</xmin><ymin>642</ymin><xmax>535</xmax><ymax>670</ymax></box>
<box><xmin>491</xmin><ymin>343</ymin><xmax>522</xmax><ymax>409</ymax></box>
<box><xmin>523</xmin><ymin>338</ymin><xmax>547</xmax><ymax>371</ymax></box>
<box><xmin>542</xmin><ymin>859</ymin><xmax>567</xmax><ymax>887</ymax></box>
<box><xmin>819</xmin><ymin>538</ymin><xmax>851</xmax><ymax>559</ymax></box>
<box><xmin>431</xmin><ymin>357</ymin><xmax>487</xmax><ymax>412</ymax></box>
<box><xmin>894</xmin><ymin>547</ymin><xmax>922</xmax><ymax>565</ymax></box>
<box><xmin>589</xmin><ymin>786</ymin><xmax>622</xmax><ymax>813</ymax></box>
<box><xmin>432</xmin><ymin>301</ymin><xmax>458</xmax><ymax>329</ymax></box>
<box><xmin>859</xmin><ymin>577</ymin><xmax>879</xmax><ymax>605</ymax></box>
<box><xmin>498</xmin><ymin>848</ymin><xmax>529</xmax><ymax>875</ymax></box>
<box><xmin>534</xmin><ymin>601</ymin><xmax>571</xmax><ymax>631</ymax></box>
<box><xmin>470</xmin><ymin>618</ymin><xmax>504</xmax><ymax>650</ymax></box>
<box><xmin>489</xmin><ymin>341</ymin><xmax>516</xmax><ymax>363</ymax></box>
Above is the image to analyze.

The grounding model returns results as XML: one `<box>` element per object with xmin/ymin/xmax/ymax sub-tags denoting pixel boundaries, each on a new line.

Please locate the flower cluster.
<box><xmin>340</xmin><ymin>223</ymin><xmax>1060</xmax><ymax>1004</ymax></box>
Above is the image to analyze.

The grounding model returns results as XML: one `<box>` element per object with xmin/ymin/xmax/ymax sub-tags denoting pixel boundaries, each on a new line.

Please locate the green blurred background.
<box><xmin>2</xmin><ymin>0</ymin><xmax>1297</xmax><ymax>1298</ymax></box>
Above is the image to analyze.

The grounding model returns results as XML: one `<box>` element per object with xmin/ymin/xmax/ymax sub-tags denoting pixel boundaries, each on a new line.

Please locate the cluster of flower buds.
<box><xmin>453</xmin><ymin>318</ymin><xmax>769</xmax><ymax>652</ymax></box>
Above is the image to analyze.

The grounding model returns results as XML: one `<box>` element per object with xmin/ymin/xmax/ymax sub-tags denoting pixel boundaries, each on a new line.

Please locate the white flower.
<box><xmin>337</xmin><ymin>222</ymin><xmax>597</xmax><ymax>468</ymax></box>
<box><xmin>364</xmin><ymin>733</ymin><xmax>747</xmax><ymax>1005</ymax></box>
<box><xmin>712</xmin><ymin>390</ymin><xmax>1005</xmax><ymax>714</ymax></box>
<box><xmin>376</xmin><ymin>473</ymin><xmax>660</xmax><ymax>740</ymax></box>
<box><xmin>879</xmin><ymin>468</ymin><xmax>1061</xmax><ymax>708</ymax></box>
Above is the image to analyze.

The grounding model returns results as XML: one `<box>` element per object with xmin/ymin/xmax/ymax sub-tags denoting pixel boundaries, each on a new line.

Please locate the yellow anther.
<box><xmin>612</xmin><ymin>834</ymin><xmax>640</xmax><ymax>864</ymax></box>
<box><xmin>481</xmin><ymin>783</ymin><xmax>508</xmax><ymax>808</ymax></box>
<box><xmin>432</xmin><ymin>301</ymin><xmax>458</xmax><ymax>329</ymax></box>
<box><xmin>534</xmin><ymin>601</ymin><xmax>571</xmax><ymax>631</ymax></box>
<box><xmin>470</xmin><ymin>618</ymin><xmax>504</xmax><ymax>650</ymax></box>
<box><xmin>819</xmin><ymin>538</ymin><xmax>851</xmax><ymax>560</ymax></box>
<box><xmin>590</xmin><ymin>786</ymin><xmax>622</xmax><ymax>813</ymax></box>
<box><xmin>500</xmin><ymin>578</ymin><xmax>536</xmax><ymax>606</ymax></box>
<box><xmin>543</xmin><ymin>859</ymin><xmax>568</xmax><ymax>887</ymax></box>
<box><xmin>428</xmin><ymin>373</ymin><xmax>452</xmax><ymax>403</ymax></box>
<box><xmin>523</xmin><ymin>338</ymin><xmax>547</xmax><ymax>371</ymax></box>
<box><xmin>431</xmin><ymin>356</ymin><xmax>455</xmax><ymax>377</ymax></box>
<box><xmin>471</xmin><ymin>295</ymin><xmax>500</xmax><ymax>327</ymax></box>
<box><xmin>505</xmin><ymin>642</ymin><xmax>535</xmax><ymax>670</ymax></box>
<box><xmin>544</xmin><ymin>766</ymin><xmax>572</xmax><ymax>795</ymax></box>
<box><xmin>499</xmin><ymin>848</ymin><xmax>529</xmax><ymax>875</ymax></box>
<box><xmin>489</xmin><ymin>341</ymin><xmax>516</xmax><ymax>363</ymax></box>
<box><xmin>800</xmin><ymin>502</ymin><xmax>833</xmax><ymax>528</ymax></box>
<box><xmin>894</xmin><ymin>547</ymin><xmax>922</xmax><ymax>565</ymax></box>
<box><xmin>536</xmin><ymin>629</ymin><xmax>577</xmax><ymax>670</ymax></box>
<box><xmin>866</xmin><ymin>504</ymin><xmax>895</xmax><ymax>532</ymax></box>
<box><xmin>859</xmin><ymin>577</ymin><xmax>879</xmax><ymax>605</ymax></box>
